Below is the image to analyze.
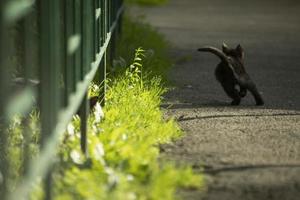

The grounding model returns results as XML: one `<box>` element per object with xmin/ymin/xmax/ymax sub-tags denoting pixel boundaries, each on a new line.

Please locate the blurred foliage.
<box><xmin>114</xmin><ymin>15</ymin><xmax>172</xmax><ymax>81</ymax></box>
<box><xmin>125</xmin><ymin>0</ymin><xmax>169</xmax><ymax>6</ymax></box>
<box><xmin>5</xmin><ymin>111</ymin><xmax>40</xmax><ymax>192</ymax></box>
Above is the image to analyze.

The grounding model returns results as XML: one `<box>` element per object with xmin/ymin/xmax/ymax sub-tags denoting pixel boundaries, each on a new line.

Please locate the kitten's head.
<box><xmin>222</xmin><ymin>43</ymin><xmax>244</xmax><ymax>60</ymax></box>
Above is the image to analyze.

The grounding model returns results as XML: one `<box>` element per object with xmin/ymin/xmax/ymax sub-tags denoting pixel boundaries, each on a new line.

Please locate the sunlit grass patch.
<box><xmin>53</xmin><ymin>49</ymin><xmax>204</xmax><ymax>200</ymax></box>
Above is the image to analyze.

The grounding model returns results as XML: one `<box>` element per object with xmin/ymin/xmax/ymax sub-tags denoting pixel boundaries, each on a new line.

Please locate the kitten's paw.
<box><xmin>231</xmin><ymin>100</ymin><xmax>241</xmax><ymax>106</ymax></box>
<box><xmin>239</xmin><ymin>90</ymin><xmax>247</xmax><ymax>98</ymax></box>
<box><xmin>256</xmin><ymin>101</ymin><xmax>264</xmax><ymax>106</ymax></box>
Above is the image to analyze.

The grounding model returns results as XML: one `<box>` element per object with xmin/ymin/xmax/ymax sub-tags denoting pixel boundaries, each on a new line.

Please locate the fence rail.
<box><xmin>0</xmin><ymin>0</ymin><xmax>124</xmax><ymax>199</ymax></box>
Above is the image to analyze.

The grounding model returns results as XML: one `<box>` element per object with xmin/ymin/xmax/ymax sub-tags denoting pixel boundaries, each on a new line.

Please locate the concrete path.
<box><xmin>132</xmin><ymin>0</ymin><xmax>300</xmax><ymax>199</ymax></box>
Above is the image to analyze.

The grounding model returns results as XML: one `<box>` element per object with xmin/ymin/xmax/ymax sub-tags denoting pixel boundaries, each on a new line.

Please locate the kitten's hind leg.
<box><xmin>221</xmin><ymin>81</ymin><xmax>241</xmax><ymax>105</ymax></box>
<box><xmin>239</xmin><ymin>86</ymin><xmax>247</xmax><ymax>98</ymax></box>
<box><xmin>239</xmin><ymin>79</ymin><xmax>264</xmax><ymax>105</ymax></box>
<box><xmin>248</xmin><ymin>83</ymin><xmax>264</xmax><ymax>105</ymax></box>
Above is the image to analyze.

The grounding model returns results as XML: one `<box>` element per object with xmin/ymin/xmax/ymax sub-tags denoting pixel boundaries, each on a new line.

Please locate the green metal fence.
<box><xmin>0</xmin><ymin>0</ymin><xmax>123</xmax><ymax>199</ymax></box>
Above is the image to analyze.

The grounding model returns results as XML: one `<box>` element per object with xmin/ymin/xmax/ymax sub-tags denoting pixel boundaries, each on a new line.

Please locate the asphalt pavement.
<box><xmin>131</xmin><ymin>0</ymin><xmax>300</xmax><ymax>199</ymax></box>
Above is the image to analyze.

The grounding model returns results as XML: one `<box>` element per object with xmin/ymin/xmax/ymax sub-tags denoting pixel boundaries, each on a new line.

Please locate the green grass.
<box><xmin>51</xmin><ymin>49</ymin><xmax>203</xmax><ymax>199</ymax></box>
<box><xmin>52</xmin><ymin>16</ymin><xmax>204</xmax><ymax>199</ymax></box>
<box><xmin>5</xmin><ymin>111</ymin><xmax>40</xmax><ymax>193</ymax></box>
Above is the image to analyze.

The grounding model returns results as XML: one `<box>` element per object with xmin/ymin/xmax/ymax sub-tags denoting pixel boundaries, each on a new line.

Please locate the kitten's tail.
<box><xmin>197</xmin><ymin>46</ymin><xmax>229</xmax><ymax>64</ymax></box>
<box><xmin>197</xmin><ymin>46</ymin><xmax>238</xmax><ymax>79</ymax></box>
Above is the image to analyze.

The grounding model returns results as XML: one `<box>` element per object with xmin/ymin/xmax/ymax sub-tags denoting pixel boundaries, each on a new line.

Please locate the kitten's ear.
<box><xmin>222</xmin><ymin>42</ymin><xmax>229</xmax><ymax>53</ymax></box>
<box><xmin>236</xmin><ymin>44</ymin><xmax>244</xmax><ymax>59</ymax></box>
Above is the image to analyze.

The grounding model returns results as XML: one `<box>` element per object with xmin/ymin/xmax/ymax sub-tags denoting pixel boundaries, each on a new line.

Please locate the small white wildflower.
<box><xmin>67</xmin><ymin>123</ymin><xmax>75</xmax><ymax>136</ymax></box>
<box><xmin>105</xmin><ymin>167</ymin><xmax>119</xmax><ymax>187</ymax></box>
<box><xmin>122</xmin><ymin>134</ymin><xmax>128</xmax><ymax>141</ymax></box>
<box><xmin>109</xmin><ymin>140</ymin><xmax>115</xmax><ymax>146</ymax></box>
<box><xmin>70</xmin><ymin>150</ymin><xmax>84</xmax><ymax>164</ymax></box>
<box><xmin>93</xmin><ymin>84</ymin><xmax>99</xmax><ymax>91</ymax></box>
<box><xmin>98</xmin><ymin>127</ymin><xmax>104</xmax><ymax>133</ymax></box>
<box><xmin>107</xmin><ymin>171</ymin><xmax>119</xmax><ymax>188</ymax></box>
<box><xmin>92</xmin><ymin>125</ymin><xmax>98</xmax><ymax>134</ymax></box>
<box><xmin>126</xmin><ymin>174</ymin><xmax>134</xmax><ymax>182</ymax></box>
<box><xmin>99</xmin><ymin>157</ymin><xmax>106</xmax><ymax>166</ymax></box>
<box><xmin>75</xmin><ymin>132</ymin><xmax>80</xmax><ymax>138</ymax></box>
<box><xmin>94</xmin><ymin>102</ymin><xmax>104</xmax><ymax>123</ymax></box>
<box><xmin>105</xmin><ymin>167</ymin><xmax>114</xmax><ymax>175</ymax></box>
<box><xmin>94</xmin><ymin>143</ymin><xmax>105</xmax><ymax>161</ymax></box>
<box><xmin>127</xmin><ymin>192</ymin><xmax>137</xmax><ymax>200</ymax></box>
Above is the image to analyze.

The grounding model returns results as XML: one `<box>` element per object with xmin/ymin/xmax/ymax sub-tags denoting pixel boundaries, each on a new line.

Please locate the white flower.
<box><xmin>70</xmin><ymin>150</ymin><xmax>84</xmax><ymax>164</ymax></box>
<box><xmin>94</xmin><ymin>103</ymin><xmax>104</xmax><ymax>123</ymax></box>
<box><xmin>126</xmin><ymin>174</ymin><xmax>134</xmax><ymax>181</ymax></box>
<box><xmin>94</xmin><ymin>143</ymin><xmax>105</xmax><ymax>160</ymax></box>
<box><xmin>67</xmin><ymin>123</ymin><xmax>75</xmax><ymax>136</ymax></box>
<box><xmin>122</xmin><ymin>134</ymin><xmax>128</xmax><ymax>141</ymax></box>
<box><xmin>127</xmin><ymin>192</ymin><xmax>137</xmax><ymax>200</ymax></box>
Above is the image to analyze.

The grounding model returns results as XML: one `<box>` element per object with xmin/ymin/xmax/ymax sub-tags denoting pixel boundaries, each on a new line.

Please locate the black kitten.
<box><xmin>197</xmin><ymin>43</ymin><xmax>264</xmax><ymax>106</ymax></box>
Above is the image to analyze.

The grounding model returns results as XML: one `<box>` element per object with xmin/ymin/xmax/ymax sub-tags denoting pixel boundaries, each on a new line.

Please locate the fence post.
<box><xmin>74</xmin><ymin>0</ymin><xmax>82</xmax><ymax>84</ymax></box>
<box><xmin>19</xmin><ymin>11</ymin><xmax>33</xmax><ymax>177</ymax></box>
<box><xmin>79</xmin><ymin>93</ymin><xmax>89</xmax><ymax>154</ymax></box>
<box><xmin>0</xmin><ymin>1</ymin><xmax>9</xmax><ymax>198</ymax></box>
<box><xmin>39</xmin><ymin>0</ymin><xmax>62</xmax><ymax>198</ymax></box>
<box><xmin>64</xmin><ymin>0</ymin><xmax>76</xmax><ymax>107</ymax></box>
<box><xmin>99</xmin><ymin>0</ymin><xmax>108</xmax><ymax>106</ymax></box>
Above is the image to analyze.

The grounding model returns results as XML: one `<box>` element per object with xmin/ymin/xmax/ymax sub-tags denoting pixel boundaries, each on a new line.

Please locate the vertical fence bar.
<box><xmin>64</xmin><ymin>0</ymin><xmax>75</xmax><ymax>107</ymax></box>
<box><xmin>98</xmin><ymin>0</ymin><xmax>107</xmax><ymax>106</ymax></box>
<box><xmin>91</xmin><ymin>0</ymin><xmax>96</xmax><ymax>61</ymax></box>
<box><xmin>100</xmin><ymin>0</ymin><xmax>105</xmax><ymax>47</ymax></box>
<box><xmin>95</xmin><ymin>0</ymin><xmax>100</xmax><ymax>54</ymax></box>
<box><xmin>93</xmin><ymin>0</ymin><xmax>101</xmax><ymax>85</ymax></box>
<box><xmin>74</xmin><ymin>0</ymin><xmax>82</xmax><ymax>84</ymax></box>
<box><xmin>0</xmin><ymin>1</ymin><xmax>9</xmax><ymax>198</ymax></box>
<box><xmin>19</xmin><ymin>6</ymin><xmax>36</xmax><ymax>176</ymax></box>
<box><xmin>79</xmin><ymin>93</ymin><xmax>88</xmax><ymax>154</ymax></box>
<box><xmin>79</xmin><ymin>0</ymin><xmax>92</xmax><ymax>154</ymax></box>
<box><xmin>82</xmin><ymin>0</ymin><xmax>93</xmax><ymax>75</ymax></box>
<box><xmin>39</xmin><ymin>0</ymin><xmax>61</xmax><ymax>198</ymax></box>
<box><xmin>117</xmin><ymin>0</ymin><xmax>123</xmax><ymax>35</ymax></box>
<box><xmin>80</xmin><ymin>0</ymin><xmax>84</xmax><ymax>81</ymax></box>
